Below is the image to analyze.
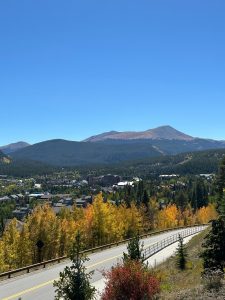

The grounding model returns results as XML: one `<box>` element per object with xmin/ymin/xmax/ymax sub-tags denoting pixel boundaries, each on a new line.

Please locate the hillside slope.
<box><xmin>12</xmin><ymin>139</ymin><xmax>162</xmax><ymax>166</ymax></box>
<box><xmin>76</xmin><ymin>149</ymin><xmax>225</xmax><ymax>178</ymax></box>
<box><xmin>8</xmin><ymin>125</ymin><xmax>225</xmax><ymax>167</ymax></box>
<box><xmin>11</xmin><ymin>137</ymin><xmax>225</xmax><ymax>167</ymax></box>
<box><xmin>0</xmin><ymin>150</ymin><xmax>11</xmax><ymax>164</ymax></box>
<box><xmin>1</xmin><ymin>148</ymin><xmax>225</xmax><ymax>177</ymax></box>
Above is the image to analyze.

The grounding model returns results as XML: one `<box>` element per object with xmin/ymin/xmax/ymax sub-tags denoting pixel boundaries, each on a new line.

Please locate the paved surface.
<box><xmin>146</xmin><ymin>233</ymin><xmax>200</xmax><ymax>267</ymax></box>
<box><xmin>94</xmin><ymin>233</ymin><xmax>202</xmax><ymax>299</ymax></box>
<box><xmin>0</xmin><ymin>227</ymin><xmax>205</xmax><ymax>300</ymax></box>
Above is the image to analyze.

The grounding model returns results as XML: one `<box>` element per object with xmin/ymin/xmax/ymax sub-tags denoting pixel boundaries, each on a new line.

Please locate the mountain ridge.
<box><xmin>0</xmin><ymin>141</ymin><xmax>30</xmax><ymax>154</ymax></box>
<box><xmin>5</xmin><ymin>126</ymin><xmax>225</xmax><ymax>167</ymax></box>
<box><xmin>84</xmin><ymin>126</ymin><xmax>195</xmax><ymax>142</ymax></box>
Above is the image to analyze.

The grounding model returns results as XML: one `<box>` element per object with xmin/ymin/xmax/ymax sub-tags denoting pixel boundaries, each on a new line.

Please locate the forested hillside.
<box><xmin>77</xmin><ymin>149</ymin><xmax>225</xmax><ymax>178</ymax></box>
<box><xmin>0</xmin><ymin>158</ymin><xmax>58</xmax><ymax>177</ymax></box>
<box><xmin>11</xmin><ymin>135</ymin><xmax>225</xmax><ymax>167</ymax></box>
<box><xmin>1</xmin><ymin>148</ymin><xmax>225</xmax><ymax>177</ymax></box>
<box><xmin>11</xmin><ymin>139</ymin><xmax>162</xmax><ymax>166</ymax></box>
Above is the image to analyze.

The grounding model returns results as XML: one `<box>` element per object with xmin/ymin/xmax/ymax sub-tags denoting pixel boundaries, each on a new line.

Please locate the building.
<box><xmin>12</xmin><ymin>207</ymin><xmax>31</xmax><ymax>221</ymax></box>
<box><xmin>87</xmin><ymin>174</ymin><xmax>122</xmax><ymax>186</ymax></box>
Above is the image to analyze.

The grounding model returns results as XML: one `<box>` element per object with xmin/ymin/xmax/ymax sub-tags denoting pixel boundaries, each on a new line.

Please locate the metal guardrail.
<box><xmin>143</xmin><ymin>225</ymin><xmax>207</xmax><ymax>261</ymax></box>
<box><xmin>0</xmin><ymin>224</ymin><xmax>208</xmax><ymax>280</ymax></box>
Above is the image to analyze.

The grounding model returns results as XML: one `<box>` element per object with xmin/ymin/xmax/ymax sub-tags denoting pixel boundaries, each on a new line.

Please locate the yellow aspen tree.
<box><xmin>124</xmin><ymin>202</ymin><xmax>143</xmax><ymax>238</ymax></box>
<box><xmin>92</xmin><ymin>193</ymin><xmax>111</xmax><ymax>246</ymax></box>
<box><xmin>1</xmin><ymin>218</ymin><xmax>20</xmax><ymax>270</ymax></box>
<box><xmin>27</xmin><ymin>204</ymin><xmax>60</xmax><ymax>262</ymax></box>
<box><xmin>58</xmin><ymin>217</ymin><xmax>78</xmax><ymax>256</ymax></box>
<box><xmin>71</xmin><ymin>205</ymin><xmax>85</xmax><ymax>223</ymax></box>
<box><xmin>196</xmin><ymin>206</ymin><xmax>208</xmax><ymax>224</ymax></box>
<box><xmin>17</xmin><ymin>223</ymin><xmax>32</xmax><ymax>267</ymax></box>
<box><xmin>0</xmin><ymin>240</ymin><xmax>7</xmax><ymax>272</ymax></box>
<box><xmin>110</xmin><ymin>204</ymin><xmax>126</xmax><ymax>242</ymax></box>
<box><xmin>102</xmin><ymin>201</ymin><xmax>126</xmax><ymax>244</ymax></box>
<box><xmin>196</xmin><ymin>204</ymin><xmax>217</xmax><ymax>224</ymax></box>
<box><xmin>205</xmin><ymin>203</ymin><xmax>218</xmax><ymax>221</ymax></box>
<box><xmin>182</xmin><ymin>205</ymin><xmax>196</xmax><ymax>226</ymax></box>
<box><xmin>83</xmin><ymin>204</ymin><xmax>94</xmax><ymax>248</ymax></box>
<box><xmin>157</xmin><ymin>204</ymin><xmax>179</xmax><ymax>229</ymax></box>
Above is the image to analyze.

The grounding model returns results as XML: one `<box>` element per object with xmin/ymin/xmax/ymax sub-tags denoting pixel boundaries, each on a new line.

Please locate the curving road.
<box><xmin>0</xmin><ymin>227</ymin><xmax>205</xmax><ymax>300</ymax></box>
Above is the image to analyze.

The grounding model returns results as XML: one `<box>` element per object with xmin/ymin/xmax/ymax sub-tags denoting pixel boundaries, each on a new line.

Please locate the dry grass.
<box><xmin>154</xmin><ymin>228</ymin><xmax>225</xmax><ymax>299</ymax></box>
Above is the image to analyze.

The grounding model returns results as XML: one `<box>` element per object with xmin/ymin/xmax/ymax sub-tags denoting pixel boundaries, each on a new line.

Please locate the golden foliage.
<box><xmin>196</xmin><ymin>204</ymin><xmax>217</xmax><ymax>224</ymax></box>
<box><xmin>0</xmin><ymin>194</ymin><xmax>217</xmax><ymax>272</ymax></box>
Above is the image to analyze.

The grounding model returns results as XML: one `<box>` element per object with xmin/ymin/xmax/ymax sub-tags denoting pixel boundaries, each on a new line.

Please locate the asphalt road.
<box><xmin>0</xmin><ymin>227</ymin><xmax>205</xmax><ymax>300</ymax></box>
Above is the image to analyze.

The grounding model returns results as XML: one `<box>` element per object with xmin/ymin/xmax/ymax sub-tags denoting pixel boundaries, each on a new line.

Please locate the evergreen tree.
<box><xmin>124</xmin><ymin>185</ymin><xmax>132</xmax><ymax>208</ymax></box>
<box><xmin>176</xmin><ymin>234</ymin><xmax>187</xmax><ymax>270</ymax></box>
<box><xmin>54</xmin><ymin>232</ymin><xmax>96</xmax><ymax>300</ymax></box>
<box><xmin>175</xmin><ymin>191</ymin><xmax>188</xmax><ymax>212</ymax></box>
<box><xmin>137</xmin><ymin>180</ymin><xmax>144</xmax><ymax>207</ymax></box>
<box><xmin>195</xmin><ymin>180</ymin><xmax>208</xmax><ymax>208</ymax></box>
<box><xmin>191</xmin><ymin>187</ymin><xmax>198</xmax><ymax>211</ymax></box>
<box><xmin>142</xmin><ymin>190</ymin><xmax>149</xmax><ymax>208</ymax></box>
<box><xmin>147</xmin><ymin>198</ymin><xmax>159</xmax><ymax>230</ymax></box>
<box><xmin>218</xmin><ymin>195</ymin><xmax>225</xmax><ymax>217</ymax></box>
<box><xmin>201</xmin><ymin>218</ymin><xmax>225</xmax><ymax>273</ymax></box>
<box><xmin>217</xmin><ymin>157</ymin><xmax>225</xmax><ymax>200</ymax></box>
<box><xmin>123</xmin><ymin>233</ymin><xmax>144</xmax><ymax>263</ymax></box>
<box><xmin>217</xmin><ymin>158</ymin><xmax>225</xmax><ymax>215</ymax></box>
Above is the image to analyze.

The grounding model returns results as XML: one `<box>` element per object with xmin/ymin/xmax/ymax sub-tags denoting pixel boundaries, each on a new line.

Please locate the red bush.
<box><xmin>101</xmin><ymin>261</ymin><xmax>160</xmax><ymax>300</ymax></box>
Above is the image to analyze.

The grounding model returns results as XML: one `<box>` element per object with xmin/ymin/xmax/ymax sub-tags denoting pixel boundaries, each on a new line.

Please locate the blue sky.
<box><xmin>0</xmin><ymin>1</ymin><xmax>225</xmax><ymax>145</ymax></box>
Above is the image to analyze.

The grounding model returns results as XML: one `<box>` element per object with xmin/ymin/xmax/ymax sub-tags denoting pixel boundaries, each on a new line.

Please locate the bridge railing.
<box><xmin>0</xmin><ymin>224</ymin><xmax>209</xmax><ymax>280</ymax></box>
<box><xmin>143</xmin><ymin>225</ymin><xmax>207</xmax><ymax>261</ymax></box>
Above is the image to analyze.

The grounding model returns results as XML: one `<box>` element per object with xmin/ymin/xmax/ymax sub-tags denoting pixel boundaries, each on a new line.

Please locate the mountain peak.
<box><xmin>145</xmin><ymin>126</ymin><xmax>194</xmax><ymax>140</ymax></box>
<box><xmin>0</xmin><ymin>141</ymin><xmax>30</xmax><ymax>154</ymax></box>
<box><xmin>83</xmin><ymin>131</ymin><xmax>120</xmax><ymax>142</ymax></box>
<box><xmin>84</xmin><ymin>126</ymin><xmax>194</xmax><ymax>142</ymax></box>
